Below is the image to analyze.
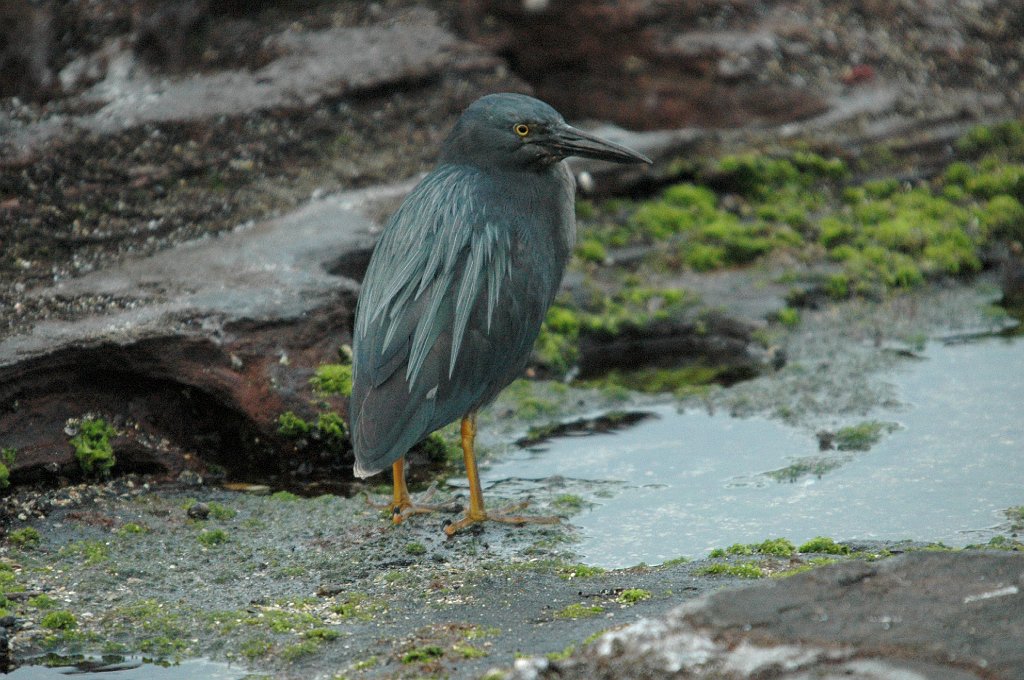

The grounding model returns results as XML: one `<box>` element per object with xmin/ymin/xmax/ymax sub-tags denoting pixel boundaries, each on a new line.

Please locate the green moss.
<box><xmin>302</xmin><ymin>627</ymin><xmax>340</xmax><ymax>641</ymax></box>
<box><xmin>685</xmin><ymin>243</ymin><xmax>726</xmax><ymax>271</ymax></box>
<box><xmin>710</xmin><ymin>538</ymin><xmax>794</xmax><ymax>558</ymax></box>
<box><xmin>576</xmin><ymin>238</ymin><xmax>608</xmax><ymax>264</ymax></box>
<box><xmin>246</xmin><ymin>607</ymin><xmax>319</xmax><ymax>634</ymax></box>
<box><xmin>41</xmin><ymin>610</ymin><xmax>78</xmax><ymax>630</ymax></box>
<box><xmin>979</xmin><ymin>194</ymin><xmax>1024</xmax><ymax>241</ymax></box>
<box><xmin>552</xmin><ymin>494</ymin><xmax>585</xmax><ymax>511</ymax></box>
<box><xmin>239</xmin><ymin>638</ymin><xmax>273</xmax><ymax>659</ymax></box>
<box><xmin>824</xmin><ymin>273</ymin><xmax>850</xmax><ymax>299</ymax></box>
<box><xmin>207</xmin><ymin>501</ymin><xmax>237</xmax><ymax>520</ymax></box>
<box><xmin>277</xmin><ymin>411</ymin><xmax>311</xmax><ymax>437</ymax></box>
<box><xmin>1005</xmin><ymin>506</ymin><xmax>1024</xmax><ymax>530</ymax></box>
<box><xmin>351</xmin><ymin>655</ymin><xmax>379</xmax><ymax>671</ymax></box>
<box><xmin>775</xmin><ymin>307</ymin><xmax>800</xmax><ymax>327</ymax></box>
<box><xmin>695</xmin><ymin>562</ymin><xmax>765</xmax><ymax>578</ymax></box>
<box><xmin>269</xmin><ymin>490</ymin><xmax>301</xmax><ymax>502</ymax></box>
<box><xmin>834</xmin><ymin>421</ymin><xmax>897</xmax><ymax>451</ymax></box>
<box><xmin>756</xmin><ymin>538</ymin><xmax>797</xmax><ymax>557</ymax></box>
<box><xmin>660</xmin><ymin>556</ymin><xmax>690</xmax><ymax>567</ymax></box>
<box><xmin>557</xmin><ymin>564</ymin><xmax>606</xmax><ymax>580</ymax></box>
<box><xmin>405</xmin><ymin>542</ymin><xmax>426</xmax><ymax>556</ymax></box>
<box><xmin>62</xmin><ymin>540</ymin><xmax>108</xmax><ymax>565</ymax></box>
<box><xmin>282</xmin><ymin>640</ymin><xmax>320</xmax><ymax>661</ymax></box>
<box><xmin>331</xmin><ymin>593</ymin><xmax>387</xmax><ymax>621</ymax></box>
<box><xmin>196</xmin><ymin>529</ymin><xmax>229</xmax><ymax>547</ymax></box>
<box><xmin>70</xmin><ymin>417</ymin><xmax>117</xmax><ymax>476</ymax></box>
<box><xmin>534</xmin><ymin>286</ymin><xmax>693</xmax><ymax>376</ymax></box>
<box><xmin>310</xmin><ymin>363</ymin><xmax>353</xmax><ymax>397</ymax></box>
<box><xmin>117</xmin><ymin>523</ymin><xmax>147</xmax><ymax>536</ymax></box>
<box><xmin>798</xmin><ymin>536</ymin><xmax>851</xmax><ymax>554</ymax></box>
<box><xmin>956</xmin><ymin>120</ymin><xmax>1024</xmax><ymax>158</ymax></box>
<box><xmin>28</xmin><ymin>594</ymin><xmax>58</xmax><ymax>609</ymax></box>
<box><xmin>663</xmin><ymin>182</ymin><xmax>719</xmax><ymax>211</ymax></box>
<box><xmin>417</xmin><ymin>431</ymin><xmax>461</xmax><ymax>466</ymax></box>
<box><xmin>575</xmin><ymin>199</ymin><xmax>597</xmax><ymax>220</ymax></box>
<box><xmin>0</xmin><ymin>447</ymin><xmax>14</xmax><ymax>488</ymax></box>
<box><xmin>972</xmin><ymin>535</ymin><xmax>1024</xmax><ymax>551</ymax></box>
<box><xmin>555</xmin><ymin>603</ymin><xmax>604</xmax><ymax>619</ymax></box>
<box><xmin>617</xmin><ymin>588</ymin><xmax>651</xmax><ymax>604</ymax></box>
<box><xmin>546</xmin><ymin>644</ymin><xmax>575</xmax><ymax>662</ymax></box>
<box><xmin>106</xmin><ymin>600</ymin><xmax>191</xmax><ymax>657</ymax></box>
<box><xmin>773</xmin><ymin>557</ymin><xmax>839</xmax><ymax>578</ymax></box>
<box><xmin>315</xmin><ymin>412</ymin><xmax>348</xmax><ymax>447</ymax></box>
<box><xmin>587</xmin><ymin>364</ymin><xmax>723</xmax><ymax>397</ymax></box>
<box><xmin>454</xmin><ymin>643</ymin><xmax>489</xmax><ymax>659</ymax></box>
<box><xmin>765</xmin><ymin>456</ymin><xmax>845</xmax><ymax>482</ymax></box>
<box><xmin>402</xmin><ymin>645</ymin><xmax>445</xmax><ymax>664</ymax></box>
<box><xmin>9</xmin><ymin>527</ymin><xmax>40</xmax><ymax>547</ymax></box>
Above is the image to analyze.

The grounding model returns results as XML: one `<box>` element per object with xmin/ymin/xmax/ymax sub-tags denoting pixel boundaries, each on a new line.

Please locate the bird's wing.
<box><xmin>355</xmin><ymin>165</ymin><xmax>511</xmax><ymax>388</ymax></box>
<box><xmin>350</xmin><ymin>165</ymin><xmax>513</xmax><ymax>474</ymax></box>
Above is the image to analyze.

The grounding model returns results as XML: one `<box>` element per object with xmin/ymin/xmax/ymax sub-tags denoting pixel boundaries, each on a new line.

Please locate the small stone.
<box><xmin>187</xmin><ymin>502</ymin><xmax>210</xmax><ymax>519</ymax></box>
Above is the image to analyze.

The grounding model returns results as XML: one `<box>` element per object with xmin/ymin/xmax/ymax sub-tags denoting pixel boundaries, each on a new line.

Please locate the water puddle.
<box><xmin>5</xmin><ymin>655</ymin><xmax>246</xmax><ymax>679</ymax></box>
<box><xmin>481</xmin><ymin>335</ymin><xmax>1024</xmax><ymax>568</ymax></box>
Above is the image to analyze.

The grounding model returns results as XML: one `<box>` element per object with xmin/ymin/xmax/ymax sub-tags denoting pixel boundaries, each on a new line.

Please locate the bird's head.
<box><xmin>440</xmin><ymin>93</ymin><xmax>652</xmax><ymax>171</ymax></box>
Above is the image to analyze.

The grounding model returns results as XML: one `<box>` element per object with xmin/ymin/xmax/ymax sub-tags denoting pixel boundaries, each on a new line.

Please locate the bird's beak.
<box><xmin>542</xmin><ymin>124</ymin><xmax>653</xmax><ymax>165</ymax></box>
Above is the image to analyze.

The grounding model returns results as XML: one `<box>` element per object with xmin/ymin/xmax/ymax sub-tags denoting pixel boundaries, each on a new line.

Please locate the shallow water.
<box><xmin>482</xmin><ymin>335</ymin><xmax>1024</xmax><ymax>568</ymax></box>
<box><xmin>6</xmin><ymin>656</ymin><xmax>246</xmax><ymax>679</ymax></box>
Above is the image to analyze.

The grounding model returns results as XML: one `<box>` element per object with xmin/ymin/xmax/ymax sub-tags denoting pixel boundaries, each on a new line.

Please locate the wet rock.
<box><xmin>0</xmin><ymin>189</ymin><xmax>378</xmax><ymax>483</ymax></box>
<box><xmin>511</xmin><ymin>551</ymin><xmax>1024</xmax><ymax>679</ymax></box>
<box><xmin>186</xmin><ymin>501</ymin><xmax>210</xmax><ymax>519</ymax></box>
<box><xmin>576</xmin><ymin>312</ymin><xmax>765</xmax><ymax>383</ymax></box>
<box><xmin>0</xmin><ymin>0</ymin><xmax>54</xmax><ymax>100</ymax></box>
<box><xmin>456</xmin><ymin>0</ymin><xmax>1022</xmax><ymax>136</ymax></box>
<box><xmin>2</xmin><ymin>7</ymin><xmax>499</xmax><ymax>153</ymax></box>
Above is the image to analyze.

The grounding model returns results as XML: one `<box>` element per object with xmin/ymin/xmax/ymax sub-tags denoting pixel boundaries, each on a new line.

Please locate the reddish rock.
<box><xmin>456</xmin><ymin>0</ymin><xmax>828</xmax><ymax>130</ymax></box>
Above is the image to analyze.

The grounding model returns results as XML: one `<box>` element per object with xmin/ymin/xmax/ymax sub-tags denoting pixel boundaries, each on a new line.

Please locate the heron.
<box><xmin>350</xmin><ymin>93</ymin><xmax>651</xmax><ymax>535</ymax></box>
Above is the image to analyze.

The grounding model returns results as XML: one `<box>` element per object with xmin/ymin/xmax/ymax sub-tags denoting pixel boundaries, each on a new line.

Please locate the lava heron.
<box><xmin>350</xmin><ymin>93</ymin><xmax>650</xmax><ymax>535</ymax></box>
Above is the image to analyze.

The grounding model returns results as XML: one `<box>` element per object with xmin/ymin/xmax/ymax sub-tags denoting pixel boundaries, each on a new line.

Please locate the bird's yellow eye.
<box><xmin>514</xmin><ymin>123</ymin><xmax>530</xmax><ymax>137</ymax></box>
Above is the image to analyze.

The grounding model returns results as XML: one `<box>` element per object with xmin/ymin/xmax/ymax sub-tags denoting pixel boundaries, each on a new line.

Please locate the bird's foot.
<box><xmin>364</xmin><ymin>484</ymin><xmax>457</xmax><ymax>524</ymax></box>
<box><xmin>442</xmin><ymin>501</ymin><xmax>560</xmax><ymax>536</ymax></box>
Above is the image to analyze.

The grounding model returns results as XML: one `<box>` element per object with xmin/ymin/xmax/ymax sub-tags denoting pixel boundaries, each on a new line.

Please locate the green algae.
<box><xmin>401</xmin><ymin>644</ymin><xmax>444</xmax><ymax>664</ymax></box>
<box><xmin>834</xmin><ymin>420</ymin><xmax>898</xmax><ymax>451</ymax></box>
<box><xmin>70</xmin><ymin>417</ymin><xmax>117</xmax><ymax>476</ymax></box>
<box><xmin>694</xmin><ymin>562</ymin><xmax>765</xmax><ymax>578</ymax></box>
<box><xmin>616</xmin><ymin>588</ymin><xmax>651</xmax><ymax>605</ymax></box>
<box><xmin>0</xmin><ymin>447</ymin><xmax>14</xmax><ymax>488</ymax></box>
<box><xmin>310</xmin><ymin>363</ymin><xmax>353</xmax><ymax>397</ymax></box>
<box><xmin>556</xmin><ymin>563</ymin><xmax>606</xmax><ymax>580</ymax></box>
<box><xmin>277</xmin><ymin>411</ymin><xmax>311</xmax><ymax>437</ymax></box>
<box><xmin>41</xmin><ymin>610</ymin><xmax>78</xmax><ymax>630</ymax></box>
<box><xmin>533</xmin><ymin>284</ymin><xmax>694</xmax><ymax>376</ymax></box>
<box><xmin>797</xmin><ymin>536</ymin><xmax>852</xmax><ymax>555</ymax></box>
<box><xmin>9</xmin><ymin>527</ymin><xmax>40</xmax><ymax>548</ymax></box>
<box><xmin>554</xmin><ymin>603</ymin><xmax>605</xmax><ymax>619</ymax></box>
<box><xmin>709</xmin><ymin>538</ymin><xmax>795</xmax><ymax>558</ymax></box>
<box><xmin>197</xmin><ymin>529</ymin><xmax>230</xmax><ymax>547</ymax></box>
<box><xmin>772</xmin><ymin>557</ymin><xmax>840</xmax><ymax>578</ymax></box>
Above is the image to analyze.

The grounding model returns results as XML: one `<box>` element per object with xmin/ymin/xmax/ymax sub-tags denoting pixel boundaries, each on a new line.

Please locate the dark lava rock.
<box><xmin>186</xmin><ymin>501</ymin><xmax>210</xmax><ymax>519</ymax></box>
<box><xmin>0</xmin><ymin>190</ymin><xmax>376</xmax><ymax>484</ymax></box>
<box><xmin>0</xmin><ymin>0</ymin><xmax>54</xmax><ymax>100</ymax></box>
<box><xmin>512</xmin><ymin>551</ymin><xmax>1024</xmax><ymax>679</ymax></box>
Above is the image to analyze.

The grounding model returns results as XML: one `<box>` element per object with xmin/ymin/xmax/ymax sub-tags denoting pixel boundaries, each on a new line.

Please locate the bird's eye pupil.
<box><xmin>514</xmin><ymin>124</ymin><xmax>530</xmax><ymax>137</ymax></box>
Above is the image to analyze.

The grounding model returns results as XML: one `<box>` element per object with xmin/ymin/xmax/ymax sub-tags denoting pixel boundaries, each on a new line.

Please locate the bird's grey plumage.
<box><xmin>350</xmin><ymin>93</ymin><xmax>649</xmax><ymax>478</ymax></box>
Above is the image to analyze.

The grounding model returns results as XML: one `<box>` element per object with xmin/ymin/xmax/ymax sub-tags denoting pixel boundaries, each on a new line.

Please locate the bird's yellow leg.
<box><xmin>364</xmin><ymin>459</ymin><xmax>445</xmax><ymax>524</ymax></box>
<box><xmin>444</xmin><ymin>414</ymin><xmax>560</xmax><ymax>536</ymax></box>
